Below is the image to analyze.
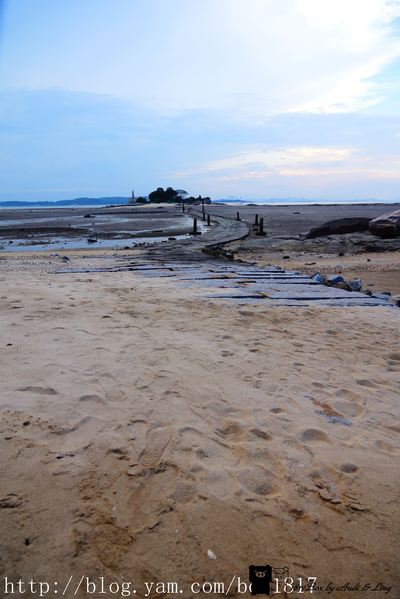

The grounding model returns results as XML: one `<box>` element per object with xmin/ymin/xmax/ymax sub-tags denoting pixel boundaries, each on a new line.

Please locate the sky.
<box><xmin>1</xmin><ymin>0</ymin><xmax>400</xmax><ymax>202</ymax></box>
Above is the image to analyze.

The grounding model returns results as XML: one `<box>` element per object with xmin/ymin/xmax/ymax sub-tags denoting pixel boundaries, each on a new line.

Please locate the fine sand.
<box><xmin>0</xmin><ymin>251</ymin><xmax>399</xmax><ymax>597</ymax></box>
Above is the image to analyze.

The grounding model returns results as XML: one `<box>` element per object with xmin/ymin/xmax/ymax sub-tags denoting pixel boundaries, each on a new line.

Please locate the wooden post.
<box><xmin>259</xmin><ymin>217</ymin><xmax>264</xmax><ymax>233</ymax></box>
<box><xmin>193</xmin><ymin>217</ymin><xmax>198</xmax><ymax>234</ymax></box>
<box><xmin>207</xmin><ymin>213</ymin><xmax>211</xmax><ymax>226</ymax></box>
<box><xmin>255</xmin><ymin>213</ymin><xmax>258</xmax><ymax>225</ymax></box>
<box><xmin>202</xmin><ymin>210</ymin><xmax>206</xmax><ymax>221</ymax></box>
<box><xmin>182</xmin><ymin>203</ymin><xmax>185</xmax><ymax>212</ymax></box>
<box><xmin>236</xmin><ymin>211</ymin><xmax>240</xmax><ymax>221</ymax></box>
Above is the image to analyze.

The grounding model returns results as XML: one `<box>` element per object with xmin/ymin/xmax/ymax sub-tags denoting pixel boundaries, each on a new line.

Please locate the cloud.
<box><xmin>1</xmin><ymin>0</ymin><xmax>400</xmax><ymax>119</ymax></box>
<box><xmin>175</xmin><ymin>146</ymin><xmax>356</xmax><ymax>175</ymax></box>
<box><xmin>174</xmin><ymin>145</ymin><xmax>400</xmax><ymax>182</ymax></box>
<box><xmin>1</xmin><ymin>87</ymin><xmax>400</xmax><ymax>202</ymax></box>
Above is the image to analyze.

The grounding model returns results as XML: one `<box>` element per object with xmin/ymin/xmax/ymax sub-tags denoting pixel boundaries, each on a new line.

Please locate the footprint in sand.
<box><xmin>140</xmin><ymin>427</ymin><xmax>172</xmax><ymax>467</ymax></box>
<box><xmin>332</xmin><ymin>389</ymin><xmax>364</xmax><ymax>417</ymax></box>
<box><xmin>215</xmin><ymin>421</ymin><xmax>244</xmax><ymax>442</ymax></box>
<box><xmin>198</xmin><ymin>468</ymin><xmax>235</xmax><ymax>499</ymax></box>
<box><xmin>335</xmin><ymin>388</ymin><xmax>363</xmax><ymax>401</ymax></box>
<box><xmin>0</xmin><ymin>493</ymin><xmax>23</xmax><ymax>508</ymax></box>
<box><xmin>301</xmin><ymin>429</ymin><xmax>331</xmax><ymax>443</ymax></box>
<box><xmin>127</xmin><ymin>462</ymin><xmax>179</xmax><ymax>531</ymax></box>
<box><xmin>340</xmin><ymin>463</ymin><xmax>359</xmax><ymax>474</ymax></box>
<box><xmin>356</xmin><ymin>379</ymin><xmax>378</xmax><ymax>388</ymax></box>
<box><xmin>79</xmin><ymin>394</ymin><xmax>106</xmax><ymax>405</ymax></box>
<box><xmin>387</xmin><ymin>425</ymin><xmax>400</xmax><ymax>434</ymax></box>
<box><xmin>169</xmin><ymin>480</ymin><xmax>196</xmax><ymax>503</ymax></box>
<box><xmin>178</xmin><ymin>427</ymin><xmax>239</xmax><ymax>469</ymax></box>
<box><xmin>98</xmin><ymin>374</ymin><xmax>128</xmax><ymax>403</ymax></box>
<box><xmin>374</xmin><ymin>440</ymin><xmax>399</xmax><ymax>454</ymax></box>
<box><xmin>332</xmin><ymin>400</ymin><xmax>364</xmax><ymax>418</ymax></box>
<box><xmin>17</xmin><ymin>386</ymin><xmax>58</xmax><ymax>395</ymax></box>
<box><xmin>238</xmin><ymin>465</ymin><xmax>274</xmax><ymax>496</ymax></box>
<box><xmin>250</xmin><ymin>428</ymin><xmax>272</xmax><ymax>442</ymax></box>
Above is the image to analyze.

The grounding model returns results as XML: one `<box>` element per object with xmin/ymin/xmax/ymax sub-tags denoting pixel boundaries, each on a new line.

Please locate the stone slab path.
<box><xmin>56</xmin><ymin>213</ymin><xmax>392</xmax><ymax>307</ymax></box>
<box><xmin>126</xmin><ymin>262</ymin><xmax>390</xmax><ymax>307</ymax></box>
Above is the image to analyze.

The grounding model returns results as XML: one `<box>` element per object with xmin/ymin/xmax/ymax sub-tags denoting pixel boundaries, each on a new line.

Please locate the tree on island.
<box><xmin>148</xmin><ymin>187</ymin><xmax>183</xmax><ymax>203</ymax></box>
<box><xmin>148</xmin><ymin>187</ymin><xmax>211</xmax><ymax>204</ymax></box>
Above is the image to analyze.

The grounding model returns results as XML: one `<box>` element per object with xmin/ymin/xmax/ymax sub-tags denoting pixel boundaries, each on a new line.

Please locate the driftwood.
<box><xmin>305</xmin><ymin>217</ymin><xmax>371</xmax><ymax>239</ymax></box>
<box><xmin>369</xmin><ymin>209</ymin><xmax>400</xmax><ymax>238</ymax></box>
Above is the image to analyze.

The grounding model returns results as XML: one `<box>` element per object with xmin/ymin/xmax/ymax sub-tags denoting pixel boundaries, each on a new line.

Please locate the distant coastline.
<box><xmin>0</xmin><ymin>196</ymin><xmax>399</xmax><ymax>208</ymax></box>
<box><xmin>0</xmin><ymin>197</ymin><xmax>130</xmax><ymax>208</ymax></box>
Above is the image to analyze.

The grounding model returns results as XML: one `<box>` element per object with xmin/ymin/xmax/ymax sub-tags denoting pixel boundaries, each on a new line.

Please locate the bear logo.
<box><xmin>249</xmin><ymin>565</ymin><xmax>272</xmax><ymax>595</ymax></box>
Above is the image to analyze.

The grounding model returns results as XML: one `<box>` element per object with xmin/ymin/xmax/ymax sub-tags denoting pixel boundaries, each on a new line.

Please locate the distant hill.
<box><xmin>0</xmin><ymin>197</ymin><xmax>130</xmax><ymax>207</ymax></box>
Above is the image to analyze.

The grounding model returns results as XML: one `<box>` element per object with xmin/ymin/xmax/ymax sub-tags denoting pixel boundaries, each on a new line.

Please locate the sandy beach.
<box><xmin>4</xmin><ymin>0</ymin><xmax>400</xmax><ymax>594</ymax></box>
<box><xmin>0</xmin><ymin>204</ymin><xmax>399</xmax><ymax>597</ymax></box>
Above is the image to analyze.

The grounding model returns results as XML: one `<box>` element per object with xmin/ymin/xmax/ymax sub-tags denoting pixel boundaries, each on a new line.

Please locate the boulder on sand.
<box><xmin>305</xmin><ymin>217</ymin><xmax>371</xmax><ymax>239</ymax></box>
<box><xmin>327</xmin><ymin>274</ymin><xmax>345</xmax><ymax>285</ymax></box>
<box><xmin>348</xmin><ymin>278</ymin><xmax>363</xmax><ymax>292</ymax></box>
<box><xmin>369</xmin><ymin>209</ymin><xmax>400</xmax><ymax>238</ymax></box>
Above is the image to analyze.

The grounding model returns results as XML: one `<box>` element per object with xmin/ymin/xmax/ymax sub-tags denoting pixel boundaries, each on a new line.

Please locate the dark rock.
<box><xmin>335</xmin><ymin>281</ymin><xmax>351</xmax><ymax>291</ymax></box>
<box><xmin>348</xmin><ymin>278</ymin><xmax>363</xmax><ymax>291</ymax></box>
<box><xmin>305</xmin><ymin>217</ymin><xmax>371</xmax><ymax>239</ymax></box>
<box><xmin>87</xmin><ymin>238</ymin><xmax>98</xmax><ymax>243</ymax></box>
<box><xmin>61</xmin><ymin>256</ymin><xmax>70</xmax><ymax>263</ymax></box>
<box><xmin>327</xmin><ymin>274</ymin><xmax>345</xmax><ymax>285</ymax></box>
<box><xmin>313</xmin><ymin>273</ymin><xmax>324</xmax><ymax>284</ymax></box>
<box><xmin>369</xmin><ymin>209</ymin><xmax>400</xmax><ymax>238</ymax></box>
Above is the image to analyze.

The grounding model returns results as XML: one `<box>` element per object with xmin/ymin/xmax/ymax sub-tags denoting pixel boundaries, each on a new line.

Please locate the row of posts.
<box><xmin>186</xmin><ymin>206</ymin><xmax>265</xmax><ymax>236</ymax></box>
<box><xmin>254</xmin><ymin>213</ymin><xmax>265</xmax><ymax>235</ymax></box>
<box><xmin>189</xmin><ymin>213</ymin><xmax>211</xmax><ymax>235</ymax></box>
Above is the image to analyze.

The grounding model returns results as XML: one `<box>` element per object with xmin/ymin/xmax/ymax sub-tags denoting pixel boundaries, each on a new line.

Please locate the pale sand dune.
<box><xmin>0</xmin><ymin>255</ymin><xmax>399</xmax><ymax>596</ymax></box>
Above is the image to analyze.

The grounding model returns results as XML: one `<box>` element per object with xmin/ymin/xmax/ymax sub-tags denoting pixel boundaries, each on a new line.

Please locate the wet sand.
<box><xmin>0</xmin><ymin>205</ymin><xmax>197</xmax><ymax>251</ymax></box>
<box><xmin>207</xmin><ymin>203</ymin><xmax>400</xmax><ymax>236</ymax></box>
